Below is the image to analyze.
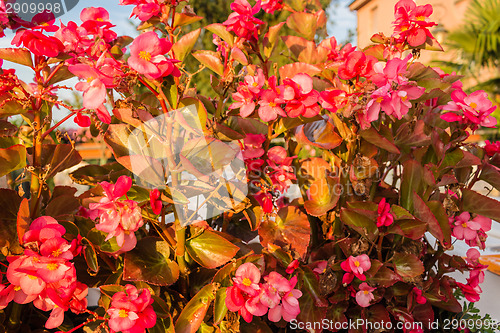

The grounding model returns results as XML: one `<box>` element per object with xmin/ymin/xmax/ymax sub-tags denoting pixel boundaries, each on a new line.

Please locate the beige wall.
<box><xmin>349</xmin><ymin>0</ymin><xmax>471</xmax><ymax>64</ymax></box>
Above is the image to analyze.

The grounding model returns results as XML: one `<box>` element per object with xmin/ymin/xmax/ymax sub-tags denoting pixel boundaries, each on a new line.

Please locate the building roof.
<box><xmin>348</xmin><ymin>0</ymin><xmax>372</xmax><ymax>11</ymax></box>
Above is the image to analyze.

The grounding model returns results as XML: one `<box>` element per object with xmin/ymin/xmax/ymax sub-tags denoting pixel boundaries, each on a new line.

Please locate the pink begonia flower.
<box><xmin>80</xmin><ymin>7</ymin><xmax>117</xmax><ymax>42</ymax></box>
<box><xmin>88</xmin><ymin>176</ymin><xmax>144</xmax><ymax>252</ymax></box>
<box><xmin>12</xmin><ymin>29</ymin><xmax>64</xmax><ymax>58</ymax></box>
<box><xmin>286</xmin><ymin>260</ymin><xmax>300</xmax><ymax>274</ymax></box>
<box><xmin>260</xmin><ymin>272</ymin><xmax>291</xmax><ymax>309</ymax></box>
<box><xmin>242</xmin><ymin>134</ymin><xmax>266</xmax><ymax>160</ymax></box>
<box><xmin>258</xmin><ymin>90</ymin><xmax>286</xmax><ymax>122</ymax></box>
<box><xmin>230</xmin><ymin>86</ymin><xmax>256</xmax><ymax>118</ymax></box>
<box><xmin>319</xmin><ymin>89</ymin><xmax>347</xmax><ymax>113</ymax></box>
<box><xmin>2</xmin><ymin>217</ymin><xmax>88</xmax><ymax>329</ymax></box>
<box><xmin>452</xmin><ymin>212</ymin><xmax>483</xmax><ymax>241</ymax></box>
<box><xmin>225</xmin><ymin>263</ymin><xmax>267</xmax><ymax>323</ymax></box>
<box><xmin>267</xmin><ymin>276</ymin><xmax>302</xmax><ymax>322</ymax></box>
<box><xmin>223</xmin><ymin>0</ymin><xmax>264</xmax><ymax>41</ymax></box>
<box><xmin>441</xmin><ymin>89</ymin><xmax>497</xmax><ymax>129</ymax></box>
<box><xmin>371</xmin><ymin>55</ymin><xmax>412</xmax><ymax>87</ymax></box>
<box><xmin>355</xmin><ymin>283</ymin><xmax>375</xmax><ymax>307</ymax></box>
<box><xmin>312</xmin><ymin>261</ymin><xmax>328</xmax><ymax>277</ymax></box>
<box><xmin>338</xmin><ymin>51</ymin><xmax>377</xmax><ymax>80</ymax></box>
<box><xmin>456</xmin><ymin>281</ymin><xmax>481</xmax><ymax>303</ymax></box>
<box><xmin>150</xmin><ymin>189</ymin><xmax>162</xmax><ymax>215</ymax></box>
<box><xmin>131</xmin><ymin>0</ymin><xmax>161</xmax><ymax>21</ymax></box>
<box><xmin>412</xmin><ymin>287</ymin><xmax>426</xmax><ymax>304</ymax></box>
<box><xmin>376</xmin><ymin>198</ymin><xmax>394</xmax><ymax>227</ymax></box>
<box><xmin>340</xmin><ymin>254</ymin><xmax>371</xmax><ymax>284</ymax></box>
<box><xmin>283</xmin><ymin>73</ymin><xmax>320</xmax><ymax>118</ymax></box>
<box><xmin>466</xmin><ymin>248</ymin><xmax>488</xmax><ymax>288</ymax></box>
<box><xmin>245</xmin><ymin>69</ymin><xmax>266</xmax><ymax>94</ymax></box>
<box><xmin>107</xmin><ymin>284</ymin><xmax>157</xmax><ymax>333</ymax></box>
<box><xmin>128</xmin><ymin>31</ymin><xmax>180</xmax><ymax>80</ymax></box>
<box><xmin>232</xmin><ymin>262</ymin><xmax>262</xmax><ymax>296</ymax></box>
<box><xmin>258</xmin><ymin>0</ymin><xmax>283</xmax><ymax>13</ymax></box>
<box><xmin>484</xmin><ymin>140</ymin><xmax>500</xmax><ymax>157</ymax></box>
<box><xmin>392</xmin><ymin>0</ymin><xmax>436</xmax><ymax>47</ymax></box>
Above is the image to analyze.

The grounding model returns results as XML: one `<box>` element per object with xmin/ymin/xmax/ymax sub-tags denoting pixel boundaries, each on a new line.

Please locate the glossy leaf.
<box><xmin>0</xmin><ymin>144</ymin><xmax>26</xmax><ymax>177</ymax></box>
<box><xmin>213</xmin><ymin>287</ymin><xmax>228</xmax><ymax>325</ymax></box>
<box><xmin>286</xmin><ymin>12</ymin><xmax>317</xmax><ymax>40</ymax></box>
<box><xmin>400</xmin><ymin>160</ymin><xmax>423</xmax><ymax>211</ymax></box>
<box><xmin>0</xmin><ymin>48</ymin><xmax>33</xmax><ymax>67</ymax></box>
<box><xmin>392</xmin><ymin>253</ymin><xmax>424</xmax><ymax>278</ymax></box>
<box><xmin>175</xmin><ymin>284</ymin><xmax>216</xmax><ymax>333</ymax></box>
<box><xmin>412</xmin><ymin>192</ymin><xmax>444</xmax><ymax>243</ymax></box>
<box><xmin>462</xmin><ymin>188</ymin><xmax>500</xmax><ymax>221</ymax></box>
<box><xmin>205</xmin><ymin>23</ymin><xmax>234</xmax><ymax>47</ymax></box>
<box><xmin>16</xmin><ymin>198</ymin><xmax>30</xmax><ymax>245</ymax></box>
<box><xmin>185</xmin><ymin>229</ymin><xmax>239</xmax><ymax>269</ymax></box>
<box><xmin>304</xmin><ymin>176</ymin><xmax>340</xmax><ymax>216</ymax></box>
<box><xmin>359</xmin><ymin>127</ymin><xmax>400</xmax><ymax>154</ymax></box>
<box><xmin>279</xmin><ymin>62</ymin><xmax>322</xmax><ymax>79</ymax></box>
<box><xmin>83</xmin><ymin>238</ymin><xmax>99</xmax><ymax>273</ymax></box>
<box><xmin>172</xmin><ymin>28</ymin><xmax>201</xmax><ymax>62</ymax></box>
<box><xmin>86</xmin><ymin>228</ymin><xmax>122</xmax><ymax>254</ymax></box>
<box><xmin>192</xmin><ymin>50</ymin><xmax>224</xmax><ymax>75</ymax></box>
<box><xmin>263</xmin><ymin>22</ymin><xmax>286</xmax><ymax>58</ymax></box>
<box><xmin>339</xmin><ymin>208</ymin><xmax>378</xmax><ymax>240</ymax></box>
<box><xmin>296</xmin><ymin>119</ymin><xmax>342</xmax><ymax>150</ymax></box>
<box><xmin>259</xmin><ymin>206</ymin><xmax>311</xmax><ymax>259</ymax></box>
<box><xmin>479</xmin><ymin>163</ymin><xmax>500</xmax><ymax>192</ymax></box>
<box><xmin>173</xmin><ymin>13</ymin><xmax>203</xmax><ymax>28</ymax></box>
<box><xmin>124</xmin><ymin>237</ymin><xmax>179</xmax><ymax>286</ymax></box>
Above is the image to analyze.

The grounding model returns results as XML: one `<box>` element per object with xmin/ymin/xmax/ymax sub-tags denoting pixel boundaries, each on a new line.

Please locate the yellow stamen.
<box><xmin>28</xmin><ymin>275</ymin><xmax>37</xmax><ymax>280</ymax></box>
<box><xmin>470</xmin><ymin>102</ymin><xmax>477</xmax><ymax>109</ymax></box>
<box><xmin>14</xmin><ymin>286</ymin><xmax>21</xmax><ymax>291</ymax></box>
<box><xmin>47</xmin><ymin>263</ymin><xmax>58</xmax><ymax>271</ymax></box>
<box><xmin>354</xmin><ymin>260</ymin><xmax>360</xmax><ymax>267</ymax></box>
<box><xmin>363</xmin><ymin>290</ymin><xmax>369</xmax><ymax>294</ymax></box>
<box><xmin>415</xmin><ymin>16</ymin><xmax>426</xmax><ymax>21</ymax></box>
<box><xmin>52</xmin><ymin>249</ymin><xmax>62</xmax><ymax>257</ymax></box>
<box><xmin>401</xmin><ymin>96</ymin><xmax>408</xmax><ymax>102</ymax></box>
<box><xmin>242</xmin><ymin>278</ymin><xmax>252</xmax><ymax>287</ymax></box>
<box><xmin>96</xmin><ymin>18</ymin><xmax>104</xmax><ymax>22</ymax></box>
<box><xmin>139</xmin><ymin>51</ymin><xmax>152</xmax><ymax>62</ymax></box>
<box><xmin>252</xmin><ymin>82</ymin><xmax>258</xmax><ymax>87</ymax></box>
<box><xmin>376</xmin><ymin>97</ymin><xmax>384</xmax><ymax>103</ymax></box>
<box><xmin>462</xmin><ymin>223</ymin><xmax>468</xmax><ymax>228</ymax></box>
<box><xmin>119</xmin><ymin>309</ymin><xmax>129</xmax><ymax>318</ymax></box>
<box><xmin>269</xmin><ymin>102</ymin><xmax>276</xmax><ymax>107</ymax></box>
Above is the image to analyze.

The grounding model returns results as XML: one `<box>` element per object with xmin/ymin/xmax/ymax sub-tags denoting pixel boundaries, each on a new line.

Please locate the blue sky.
<box><xmin>1</xmin><ymin>0</ymin><xmax>357</xmax><ymax>127</ymax></box>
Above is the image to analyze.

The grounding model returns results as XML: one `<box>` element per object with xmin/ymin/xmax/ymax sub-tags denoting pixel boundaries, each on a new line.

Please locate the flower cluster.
<box><xmin>225</xmin><ymin>263</ymin><xmax>301</xmax><ymax>323</ymax></box>
<box><xmin>456</xmin><ymin>249</ymin><xmax>489</xmax><ymax>302</ymax></box>
<box><xmin>441</xmin><ymin>89</ymin><xmax>497</xmax><ymax>129</ymax></box>
<box><xmin>87</xmin><ymin>176</ymin><xmax>144</xmax><ymax>253</ymax></box>
<box><xmin>484</xmin><ymin>140</ymin><xmax>500</xmax><ymax>157</ymax></box>
<box><xmin>450</xmin><ymin>212</ymin><xmax>492</xmax><ymax>249</ymax></box>
<box><xmin>366</xmin><ymin>55</ymin><xmax>425</xmax><ymax>126</ymax></box>
<box><xmin>230</xmin><ymin>71</ymin><xmax>321</xmax><ymax>122</ymax></box>
<box><xmin>341</xmin><ymin>254</ymin><xmax>371</xmax><ymax>284</ymax></box>
<box><xmin>107</xmin><ymin>284</ymin><xmax>156</xmax><ymax>333</ymax></box>
<box><xmin>376</xmin><ymin>198</ymin><xmax>394</xmax><ymax>227</ymax></box>
<box><xmin>0</xmin><ymin>217</ymin><xmax>87</xmax><ymax>329</ymax></box>
<box><xmin>223</xmin><ymin>0</ymin><xmax>264</xmax><ymax>41</ymax></box>
<box><xmin>392</xmin><ymin>0</ymin><xmax>437</xmax><ymax>47</ymax></box>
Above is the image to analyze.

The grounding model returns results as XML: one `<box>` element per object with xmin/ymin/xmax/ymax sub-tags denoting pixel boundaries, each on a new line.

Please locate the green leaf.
<box><xmin>148</xmin><ymin>316</ymin><xmax>175</xmax><ymax>333</ymax></box>
<box><xmin>392</xmin><ymin>253</ymin><xmax>424</xmax><ymax>278</ymax></box>
<box><xmin>82</xmin><ymin>238</ymin><xmax>99</xmax><ymax>273</ymax></box>
<box><xmin>389</xmin><ymin>219</ymin><xmax>427</xmax><ymax>240</ymax></box>
<box><xmin>259</xmin><ymin>206</ymin><xmax>311</xmax><ymax>259</ymax></box>
<box><xmin>462</xmin><ymin>188</ymin><xmax>500</xmax><ymax>221</ymax></box>
<box><xmin>172</xmin><ymin>28</ymin><xmax>201</xmax><ymax>62</ymax></box>
<box><xmin>162</xmin><ymin>76</ymin><xmax>178</xmax><ymax>109</ymax></box>
<box><xmin>359</xmin><ymin>127</ymin><xmax>400</xmax><ymax>154</ymax></box>
<box><xmin>339</xmin><ymin>208</ymin><xmax>378</xmax><ymax>240</ymax></box>
<box><xmin>37</xmin><ymin>144</ymin><xmax>82</xmax><ymax>179</ymax></box>
<box><xmin>86</xmin><ymin>228</ymin><xmax>122</xmax><ymax>254</ymax></box>
<box><xmin>124</xmin><ymin>237</ymin><xmax>179</xmax><ymax>286</ymax></box>
<box><xmin>213</xmin><ymin>288</ymin><xmax>228</xmax><ymax>325</ymax></box>
<box><xmin>47</xmin><ymin>65</ymin><xmax>74</xmax><ymax>85</ymax></box>
<box><xmin>264</xmin><ymin>22</ymin><xmax>286</xmax><ymax>58</ymax></box>
<box><xmin>286</xmin><ymin>12</ymin><xmax>317</xmax><ymax>40</ymax></box>
<box><xmin>173</xmin><ymin>13</ymin><xmax>203</xmax><ymax>28</ymax></box>
<box><xmin>296</xmin><ymin>119</ymin><xmax>342</xmax><ymax>150</ymax></box>
<box><xmin>174</xmin><ymin>284</ymin><xmax>216</xmax><ymax>333</ymax></box>
<box><xmin>427</xmin><ymin>201</ymin><xmax>452</xmax><ymax>246</ymax></box>
<box><xmin>0</xmin><ymin>48</ymin><xmax>33</xmax><ymax>67</ymax></box>
<box><xmin>367</xmin><ymin>264</ymin><xmax>401</xmax><ymax>287</ymax></box>
<box><xmin>16</xmin><ymin>198</ymin><xmax>30</xmax><ymax>246</ymax></box>
<box><xmin>412</xmin><ymin>192</ymin><xmax>444</xmax><ymax>243</ymax></box>
<box><xmin>400</xmin><ymin>160</ymin><xmax>423</xmax><ymax>211</ymax></box>
<box><xmin>0</xmin><ymin>189</ymin><xmax>23</xmax><ymax>255</ymax></box>
<box><xmin>304</xmin><ymin>177</ymin><xmax>340</xmax><ymax>216</ymax></box>
<box><xmin>0</xmin><ymin>144</ymin><xmax>26</xmax><ymax>177</ymax></box>
<box><xmin>479</xmin><ymin>163</ymin><xmax>500</xmax><ymax>192</ymax></box>
<box><xmin>192</xmin><ymin>50</ymin><xmax>224</xmax><ymax>75</ymax></box>
<box><xmin>185</xmin><ymin>230</ymin><xmax>239</xmax><ymax>269</ymax></box>
<box><xmin>205</xmin><ymin>24</ymin><xmax>234</xmax><ymax>47</ymax></box>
